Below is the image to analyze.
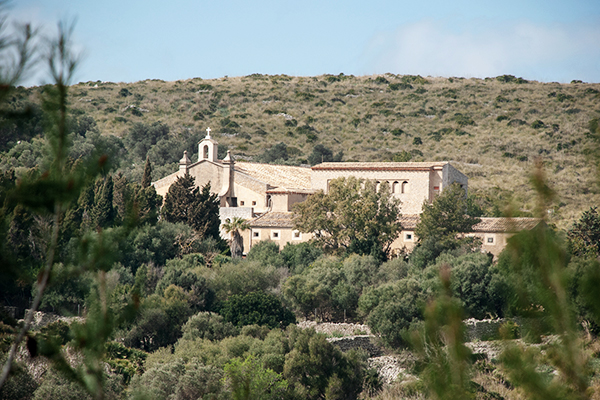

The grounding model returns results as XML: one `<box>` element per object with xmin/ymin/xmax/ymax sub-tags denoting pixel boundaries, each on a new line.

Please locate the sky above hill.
<box><xmin>7</xmin><ymin>0</ymin><xmax>600</xmax><ymax>85</ymax></box>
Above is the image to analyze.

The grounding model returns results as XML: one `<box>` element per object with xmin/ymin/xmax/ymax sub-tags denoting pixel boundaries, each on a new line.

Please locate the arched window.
<box><xmin>203</xmin><ymin>145</ymin><xmax>209</xmax><ymax>159</ymax></box>
<box><xmin>376</xmin><ymin>181</ymin><xmax>381</xmax><ymax>192</ymax></box>
<box><xmin>401</xmin><ymin>181</ymin><xmax>408</xmax><ymax>194</ymax></box>
<box><xmin>392</xmin><ymin>181</ymin><xmax>399</xmax><ymax>193</ymax></box>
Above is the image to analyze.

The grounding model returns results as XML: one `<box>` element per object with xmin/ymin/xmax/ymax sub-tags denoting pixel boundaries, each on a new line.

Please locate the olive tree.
<box><xmin>292</xmin><ymin>177</ymin><xmax>402</xmax><ymax>260</ymax></box>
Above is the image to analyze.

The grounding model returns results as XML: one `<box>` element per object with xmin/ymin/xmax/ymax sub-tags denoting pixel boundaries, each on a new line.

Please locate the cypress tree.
<box><xmin>162</xmin><ymin>174</ymin><xmax>220</xmax><ymax>239</ymax></box>
<box><xmin>141</xmin><ymin>157</ymin><xmax>152</xmax><ymax>188</ymax></box>
<box><xmin>91</xmin><ymin>175</ymin><xmax>116</xmax><ymax>229</ymax></box>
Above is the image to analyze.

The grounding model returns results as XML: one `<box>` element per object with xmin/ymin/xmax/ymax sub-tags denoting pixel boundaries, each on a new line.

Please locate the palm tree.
<box><xmin>223</xmin><ymin>217</ymin><xmax>250</xmax><ymax>258</ymax></box>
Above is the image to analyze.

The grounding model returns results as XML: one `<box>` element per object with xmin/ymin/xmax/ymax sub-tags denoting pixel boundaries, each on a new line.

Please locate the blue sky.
<box><xmin>7</xmin><ymin>0</ymin><xmax>600</xmax><ymax>85</ymax></box>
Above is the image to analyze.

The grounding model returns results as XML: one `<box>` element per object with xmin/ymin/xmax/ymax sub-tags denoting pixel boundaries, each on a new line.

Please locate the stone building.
<box><xmin>152</xmin><ymin>129</ymin><xmax>532</xmax><ymax>256</ymax></box>
<box><xmin>395</xmin><ymin>215</ymin><xmax>540</xmax><ymax>258</ymax></box>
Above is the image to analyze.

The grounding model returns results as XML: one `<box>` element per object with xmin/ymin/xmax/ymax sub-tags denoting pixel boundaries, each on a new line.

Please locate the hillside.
<box><xmin>3</xmin><ymin>73</ymin><xmax>600</xmax><ymax>228</ymax></box>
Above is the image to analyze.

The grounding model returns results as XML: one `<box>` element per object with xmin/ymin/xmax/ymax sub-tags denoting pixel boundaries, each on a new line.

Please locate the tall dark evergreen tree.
<box><xmin>91</xmin><ymin>175</ymin><xmax>116</xmax><ymax>229</ymax></box>
<box><xmin>161</xmin><ymin>174</ymin><xmax>220</xmax><ymax>239</ymax></box>
<box><xmin>135</xmin><ymin>185</ymin><xmax>162</xmax><ymax>226</ymax></box>
<box><xmin>141</xmin><ymin>157</ymin><xmax>152</xmax><ymax>188</ymax></box>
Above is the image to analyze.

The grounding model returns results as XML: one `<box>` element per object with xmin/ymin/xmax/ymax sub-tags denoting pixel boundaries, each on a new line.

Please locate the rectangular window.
<box><xmin>486</xmin><ymin>236</ymin><xmax>494</xmax><ymax>245</ymax></box>
<box><xmin>292</xmin><ymin>230</ymin><xmax>302</xmax><ymax>240</ymax></box>
<box><xmin>240</xmin><ymin>201</ymin><xmax>245</xmax><ymax>206</ymax></box>
<box><xmin>405</xmin><ymin>233</ymin><xmax>413</xmax><ymax>241</ymax></box>
<box><xmin>252</xmin><ymin>231</ymin><xmax>260</xmax><ymax>238</ymax></box>
<box><xmin>271</xmin><ymin>230</ymin><xmax>281</xmax><ymax>240</ymax></box>
<box><xmin>252</xmin><ymin>201</ymin><xmax>256</xmax><ymax>206</ymax></box>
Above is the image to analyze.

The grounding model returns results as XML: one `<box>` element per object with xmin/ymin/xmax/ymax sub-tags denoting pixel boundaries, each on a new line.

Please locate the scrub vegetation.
<box><xmin>2</xmin><ymin>8</ymin><xmax>600</xmax><ymax>400</ymax></box>
<box><xmin>2</xmin><ymin>72</ymin><xmax>599</xmax><ymax>229</ymax></box>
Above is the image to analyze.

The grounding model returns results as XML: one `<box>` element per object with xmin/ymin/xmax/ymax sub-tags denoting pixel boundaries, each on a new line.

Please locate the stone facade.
<box><xmin>153</xmin><ymin>128</ymin><xmax>534</xmax><ymax>255</ymax></box>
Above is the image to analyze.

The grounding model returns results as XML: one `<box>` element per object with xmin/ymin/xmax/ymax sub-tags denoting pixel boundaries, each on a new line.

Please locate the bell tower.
<box><xmin>198</xmin><ymin>127</ymin><xmax>218</xmax><ymax>162</ymax></box>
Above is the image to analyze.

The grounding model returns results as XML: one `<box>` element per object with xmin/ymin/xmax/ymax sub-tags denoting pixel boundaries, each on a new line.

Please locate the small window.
<box><xmin>271</xmin><ymin>230</ymin><xmax>281</xmax><ymax>240</ymax></box>
<box><xmin>252</xmin><ymin>201</ymin><xmax>256</xmax><ymax>206</ymax></box>
<box><xmin>292</xmin><ymin>230</ymin><xmax>302</xmax><ymax>240</ymax></box>
<box><xmin>486</xmin><ymin>237</ymin><xmax>494</xmax><ymax>244</ymax></box>
<box><xmin>405</xmin><ymin>233</ymin><xmax>413</xmax><ymax>241</ymax></box>
<box><xmin>401</xmin><ymin>181</ymin><xmax>408</xmax><ymax>194</ymax></box>
<box><xmin>252</xmin><ymin>231</ymin><xmax>260</xmax><ymax>238</ymax></box>
<box><xmin>240</xmin><ymin>201</ymin><xmax>245</xmax><ymax>206</ymax></box>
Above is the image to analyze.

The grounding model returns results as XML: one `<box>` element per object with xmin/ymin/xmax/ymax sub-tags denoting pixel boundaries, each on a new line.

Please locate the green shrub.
<box><xmin>182</xmin><ymin>311</ymin><xmax>238</xmax><ymax>341</ymax></box>
<box><xmin>452</xmin><ymin>113</ymin><xmax>475</xmax><ymax>127</ymax></box>
<box><xmin>219</xmin><ymin>291</ymin><xmax>296</xmax><ymax>329</ymax></box>
<box><xmin>556</xmin><ymin>92</ymin><xmax>574</xmax><ymax>102</ymax></box>
<box><xmin>281</xmin><ymin>242</ymin><xmax>323</xmax><ymax>274</ymax></box>
<box><xmin>402</xmin><ymin>75</ymin><xmax>429</xmax><ymax>84</ymax></box>
<box><xmin>283</xmin><ymin>327</ymin><xmax>368</xmax><ymax>400</ymax></box>
<box><xmin>531</xmin><ymin>119</ymin><xmax>546</xmax><ymax>129</ymax></box>
<box><xmin>496</xmin><ymin>115</ymin><xmax>509</xmax><ymax>122</ymax></box>
<box><xmin>389</xmin><ymin>82</ymin><xmax>412</xmax><ymax>90</ymax></box>
<box><xmin>359</xmin><ymin>278</ymin><xmax>424</xmax><ymax>348</ymax></box>
<box><xmin>374</xmin><ymin>76</ymin><xmax>389</xmax><ymax>84</ymax></box>
<box><xmin>391</xmin><ymin>128</ymin><xmax>404</xmax><ymax>137</ymax></box>
<box><xmin>413</xmin><ymin>137</ymin><xmax>423</xmax><ymax>145</ymax></box>
<box><xmin>508</xmin><ymin>119</ymin><xmax>526</xmax><ymax>126</ymax></box>
<box><xmin>129</xmin><ymin>358</ymin><xmax>224</xmax><ymax>400</ymax></box>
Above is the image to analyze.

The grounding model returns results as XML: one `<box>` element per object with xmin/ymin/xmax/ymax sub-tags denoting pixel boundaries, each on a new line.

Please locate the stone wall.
<box><xmin>327</xmin><ymin>335</ymin><xmax>383</xmax><ymax>357</ymax></box>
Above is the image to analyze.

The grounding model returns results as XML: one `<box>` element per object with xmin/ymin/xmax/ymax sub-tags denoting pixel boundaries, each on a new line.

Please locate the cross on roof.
<box><xmin>206</xmin><ymin>127</ymin><xmax>211</xmax><ymax>139</ymax></box>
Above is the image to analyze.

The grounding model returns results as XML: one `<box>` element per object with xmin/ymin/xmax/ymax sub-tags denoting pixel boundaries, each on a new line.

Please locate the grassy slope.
<box><xmin>17</xmin><ymin>74</ymin><xmax>600</xmax><ymax>228</ymax></box>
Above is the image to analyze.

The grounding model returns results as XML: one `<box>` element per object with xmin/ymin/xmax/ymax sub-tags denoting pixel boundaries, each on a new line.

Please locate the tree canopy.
<box><xmin>161</xmin><ymin>174</ymin><xmax>221</xmax><ymax>240</ymax></box>
<box><xmin>292</xmin><ymin>177</ymin><xmax>402</xmax><ymax>259</ymax></box>
<box><xmin>415</xmin><ymin>183</ymin><xmax>482</xmax><ymax>248</ymax></box>
<box><xmin>567</xmin><ymin>206</ymin><xmax>600</xmax><ymax>258</ymax></box>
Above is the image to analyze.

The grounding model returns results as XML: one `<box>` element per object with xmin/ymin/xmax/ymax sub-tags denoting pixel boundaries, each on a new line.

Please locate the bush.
<box><xmin>284</xmin><ymin>328</ymin><xmax>368</xmax><ymax>400</ymax></box>
<box><xmin>246</xmin><ymin>240</ymin><xmax>286</xmax><ymax>268</ymax></box>
<box><xmin>531</xmin><ymin>119</ymin><xmax>546</xmax><ymax>129</ymax></box>
<box><xmin>281</xmin><ymin>242</ymin><xmax>323</xmax><ymax>274</ymax></box>
<box><xmin>307</xmin><ymin>144</ymin><xmax>342</xmax><ymax>165</ymax></box>
<box><xmin>129</xmin><ymin>358</ymin><xmax>225</xmax><ymax>400</ymax></box>
<box><xmin>182</xmin><ymin>311</ymin><xmax>238</xmax><ymax>341</ymax></box>
<box><xmin>389</xmin><ymin>82</ymin><xmax>412</xmax><ymax>90</ymax></box>
<box><xmin>219</xmin><ymin>291</ymin><xmax>296</xmax><ymax>329</ymax></box>
<box><xmin>359</xmin><ymin>278</ymin><xmax>424</xmax><ymax>348</ymax></box>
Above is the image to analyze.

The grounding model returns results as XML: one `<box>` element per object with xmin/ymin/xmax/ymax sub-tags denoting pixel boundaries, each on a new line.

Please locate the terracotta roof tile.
<box><xmin>473</xmin><ymin>217</ymin><xmax>541</xmax><ymax>232</ymax></box>
<box><xmin>249</xmin><ymin>212</ymin><xmax>294</xmax><ymax>228</ymax></box>
<box><xmin>235</xmin><ymin>162</ymin><xmax>311</xmax><ymax>190</ymax></box>
<box><xmin>399</xmin><ymin>215</ymin><xmax>540</xmax><ymax>232</ymax></box>
<box><xmin>312</xmin><ymin>162</ymin><xmax>450</xmax><ymax>171</ymax></box>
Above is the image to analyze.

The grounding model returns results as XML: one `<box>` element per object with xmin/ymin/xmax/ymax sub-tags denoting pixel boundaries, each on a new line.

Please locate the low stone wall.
<box><xmin>464</xmin><ymin>318</ymin><xmax>509</xmax><ymax>342</ymax></box>
<box><xmin>327</xmin><ymin>335</ymin><xmax>383</xmax><ymax>357</ymax></box>
<box><xmin>19</xmin><ymin>310</ymin><xmax>83</xmax><ymax>330</ymax></box>
<box><xmin>296</xmin><ymin>321</ymin><xmax>371</xmax><ymax>336</ymax></box>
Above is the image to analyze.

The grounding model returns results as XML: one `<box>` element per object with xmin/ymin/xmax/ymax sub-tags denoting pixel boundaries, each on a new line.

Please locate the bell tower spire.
<box><xmin>198</xmin><ymin>127</ymin><xmax>218</xmax><ymax>162</ymax></box>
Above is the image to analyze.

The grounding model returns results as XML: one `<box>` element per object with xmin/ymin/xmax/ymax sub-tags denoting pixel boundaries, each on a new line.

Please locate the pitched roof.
<box><xmin>235</xmin><ymin>162</ymin><xmax>312</xmax><ymax>190</ymax></box>
<box><xmin>473</xmin><ymin>217</ymin><xmax>541</xmax><ymax>232</ymax></box>
<box><xmin>249</xmin><ymin>212</ymin><xmax>294</xmax><ymax>228</ymax></box>
<box><xmin>312</xmin><ymin>161</ymin><xmax>450</xmax><ymax>171</ymax></box>
<box><xmin>399</xmin><ymin>214</ymin><xmax>540</xmax><ymax>232</ymax></box>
